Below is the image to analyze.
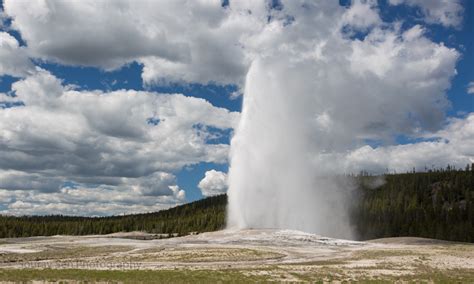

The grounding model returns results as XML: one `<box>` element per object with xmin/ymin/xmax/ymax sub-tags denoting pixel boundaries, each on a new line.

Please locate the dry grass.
<box><xmin>0</xmin><ymin>245</ymin><xmax>132</xmax><ymax>263</ymax></box>
<box><xmin>109</xmin><ymin>247</ymin><xmax>284</xmax><ymax>262</ymax></box>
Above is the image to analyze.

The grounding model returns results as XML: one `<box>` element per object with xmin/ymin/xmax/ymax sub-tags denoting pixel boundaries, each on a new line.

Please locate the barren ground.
<box><xmin>0</xmin><ymin>229</ymin><xmax>473</xmax><ymax>282</ymax></box>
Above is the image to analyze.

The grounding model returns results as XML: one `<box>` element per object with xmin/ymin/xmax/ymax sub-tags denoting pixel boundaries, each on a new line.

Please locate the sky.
<box><xmin>0</xmin><ymin>0</ymin><xmax>472</xmax><ymax>216</ymax></box>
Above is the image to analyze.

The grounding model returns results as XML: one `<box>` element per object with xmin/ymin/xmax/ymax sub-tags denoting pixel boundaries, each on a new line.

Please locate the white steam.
<box><xmin>226</xmin><ymin>1</ymin><xmax>459</xmax><ymax>239</ymax></box>
<box><xmin>227</xmin><ymin>57</ymin><xmax>356</xmax><ymax>239</ymax></box>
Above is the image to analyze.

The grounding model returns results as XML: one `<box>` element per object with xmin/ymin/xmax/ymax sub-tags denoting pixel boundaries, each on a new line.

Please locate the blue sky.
<box><xmin>0</xmin><ymin>0</ymin><xmax>472</xmax><ymax>215</ymax></box>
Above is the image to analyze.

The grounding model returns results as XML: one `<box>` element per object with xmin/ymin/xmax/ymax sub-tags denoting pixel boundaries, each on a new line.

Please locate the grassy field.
<box><xmin>0</xmin><ymin>268</ymin><xmax>270</xmax><ymax>283</ymax></box>
<box><xmin>0</xmin><ymin>266</ymin><xmax>473</xmax><ymax>283</ymax></box>
<box><xmin>117</xmin><ymin>247</ymin><xmax>285</xmax><ymax>263</ymax></box>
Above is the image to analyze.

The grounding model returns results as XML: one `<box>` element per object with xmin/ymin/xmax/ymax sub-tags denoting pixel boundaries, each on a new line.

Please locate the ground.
<box><xmin>0</xmin><ymin>229</ymin><xmax>473</xmax><ymax>283</ymax></box>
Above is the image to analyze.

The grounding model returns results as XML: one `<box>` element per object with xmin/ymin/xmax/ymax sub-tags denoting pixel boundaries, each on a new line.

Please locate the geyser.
<box><xmin>227</xmin><ymin>57</ymin><xmax>355</xmax><ymax>239</ymax></box>
<box><xmin>226</xmin><ymin>1</ymin><xmax>457</xmax><ymax>240</ymax></box>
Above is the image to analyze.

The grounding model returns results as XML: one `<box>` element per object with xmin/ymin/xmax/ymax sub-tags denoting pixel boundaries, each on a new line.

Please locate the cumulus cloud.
<box><xmin>2</xmin><ymin>0</ymin><xmax>463</xmax><ymax>86</ymax></box>
<box><xmin>0</xmin><ymin>69</ymin><xmax>238</xmax><ymax>215</ymax></box>
<box><xmin>1</xmin><ymin>0</ymin><xmax>465</xmax><ymax>85</ymax></box>
<box><xmin>0</xmin><ymin>32</ymin><xmax>34</xmax><ymax>77</ymax></box>
<box><xmin>342</xmin><ymin>0</ymin><xmax>381</xmax><ymax>31</ymax></box>
<box><xmin>389</xmin><ymin>0</ymin><xmax>464</xmax><ymax>28</ymax></box>
<box><xmin>198</xmin><ymin>170</ymin><xmax>227</xmax><ymax>196</ymax></box>
<box><xmin>131</xmin><ymin>172</ymin><xmax>179</xmax><ymax>196</ymax></box>
<box><xmin>0</xmin><ymin>69</ymin><xmax>239</xmax><ymax>178</ymax></box>
<box><xmin>2</xmin><ymin>0</ymin><xmax>259</xmax><ymax>86</ymax></box>
<box><xmin>0</xmin><ymin>182</ymin><xmax>186</xmax><ymax>216</ymax></box>
<box><xmin>346</xmin><ymin>24</ymin><xmax>458</xmax><ymax>135</ymax></box>
<box><xmin>343</xmin><ymin>114</ymin><xmax>474</xmax><ymax>173</ymax></box>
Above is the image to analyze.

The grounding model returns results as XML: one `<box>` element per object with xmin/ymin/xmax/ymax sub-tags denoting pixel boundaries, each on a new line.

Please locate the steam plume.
<box><xmin>227</xmin><ymin>57</ymin><xmax>355</xmax><ymax>239</ymax></box>
<box><xmin>226</xmin><ymin>1</ymin><xmax>458</xmax><ymax>239</ymax></box>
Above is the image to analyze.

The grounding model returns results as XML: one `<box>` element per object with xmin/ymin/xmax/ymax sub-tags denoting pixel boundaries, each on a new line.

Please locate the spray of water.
<box><xmin>227</xmin><ymin>57</ymin><xmax>355</xmax><ymax>239</ymax></box>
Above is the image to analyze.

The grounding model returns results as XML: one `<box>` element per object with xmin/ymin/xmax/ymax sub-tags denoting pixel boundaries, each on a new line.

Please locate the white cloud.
<box><xmin>3</xmin><ymin>0</ymin><xmax>461</xmax><ymax>87</ymax></box>
<box><xmin>0</xmin><ymin>32</ymin><xmax>34</xmax><ymax>77</ymax></box>
<box><xmin>0</xmin><ymin>9</ymin><xmax>8</xmax><ymax>29</ymax></box>
<box><xmin>389</xmin><ymin>0</ymin><xmax>463</xmax><ymax>28</ymax></box>
<box><xmin>1</xmin><ymin>0</ymin><xmax>464</xmax><ymax>86</ymax></box>
<box><xmin>0</xmin><ymin>182</ymin><xmax>186</xmax><ymax>216</ymax></box>
<box><xmin>131</xmin><ymin>172</ymin><xmax>178</xmax><ymax>196</ymax></box>
<box><xmin>3</xmin><ymin>0</ymin><xmax>260</xmax><ymax>86</ymax></box>
<box><xmin>198</xmin><ymin>170</ymin><xmax>227</xmax><ymax>196</ymax></box>
<box><xmin>342</xmin><ymin>0</ymin><xmax>381</xmax><ymax>31</ymax></box>
<box><xmin>468</xmin><ymin>82</ymin><xmax>474</xmax><ymax>94</ymax></box>
<box><xmin>344</xmin><ymin>114</ymin><xmax>474</xmax><ymax>173</ymax></box>
<box><xmin>0</xmin><ymin>69</ymin><xmax>238</xmax><ymax>214</ymax></box>
<box><xmin>229</xmin><ymin>90</ymin><xmax>243</xmax><ymax>100</ymax></box>
<box><xmin>0</xmin><ymin>69</ymin><xmax>239</xmax><ymax>176</ymax></box>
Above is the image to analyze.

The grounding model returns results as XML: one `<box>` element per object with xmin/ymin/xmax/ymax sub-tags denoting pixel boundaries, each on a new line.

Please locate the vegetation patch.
<box><xmin>0</xmin><ymin>246</ymin><xmax>132</xmax><ymax>263</ymax></box>
<box><xmin>114</xmin><ymin>247</ymin><xmax>284</xmax><ymax>263</ymax></box>
<box><xmin>288</xmin><ymin>259</ymin><xmax>348</xmax><ymax>266</ymax></box>
<box><xmin>0</xmin><ymin>268</ymin><xmax>271</xmax><ymax>283</ymax></box>
<box><xmin>351</xmin><ymin>249</ymin><xmax>419</xmax><ymax>259</ymax></box>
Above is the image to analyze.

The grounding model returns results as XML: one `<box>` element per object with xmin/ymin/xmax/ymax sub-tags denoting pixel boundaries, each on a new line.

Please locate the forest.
<box><xmin>0</xmin><ymin>166</ymin><xmax>472</xmax><ymax>242</ymax></box>
<box><xmin>352</xmin><ymin>165</ymin><xmax>473</xmax><ymax>242</ymax></box>
<box><xmin>0</xmin><ymin>195</ymin><xmax>226</xmax><ymax>238</ymax></box>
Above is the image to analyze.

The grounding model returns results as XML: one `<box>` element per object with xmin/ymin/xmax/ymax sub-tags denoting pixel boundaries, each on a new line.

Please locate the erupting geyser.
<box><xmin>226</xmin><ymin>57</ymin><xmax>355</xmax><ymax>239</ymax></box>
<box><xmin>226</xmin><ymin>1</ymin><xmax>457</xmax><ymax>240</ymax></box>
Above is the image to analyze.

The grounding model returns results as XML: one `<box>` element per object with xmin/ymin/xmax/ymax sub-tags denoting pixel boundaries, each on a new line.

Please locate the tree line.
<box><xmin>0</xmin><ymin>165</ymin><xmax>472</xmax><ymax>242</ymax></box>
<box><xmin>0</xmin><ymin>194</ymin><xmax>226</xmax><ymax>238</ymax></box>
<box><xmin>352</xmin><ymin>165</ymin><xmax>473</xmax><ymax>242</ymax></box>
